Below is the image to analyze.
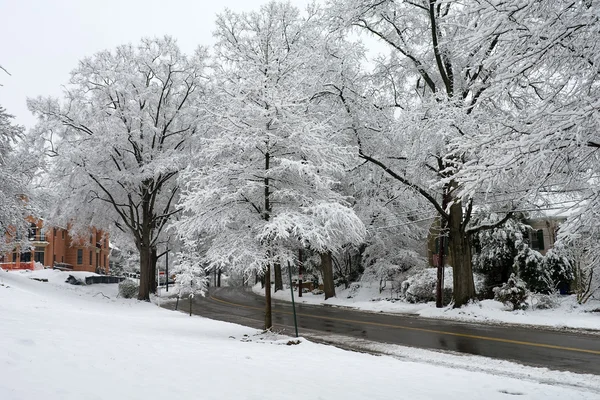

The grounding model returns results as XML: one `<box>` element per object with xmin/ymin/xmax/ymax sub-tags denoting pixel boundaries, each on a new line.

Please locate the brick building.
<box><xmin>0</xmin><ymin>218</ymin><xmax>110</xmax><ymax>273</ymax></box>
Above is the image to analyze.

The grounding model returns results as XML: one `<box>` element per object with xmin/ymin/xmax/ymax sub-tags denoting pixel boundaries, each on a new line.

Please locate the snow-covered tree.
<box><xmin>325</xmin><ymin>0</ymin><xmax>528</xmax><ymax>306</ymax></box>
<box><xmin>348</xmin><ymin>169</ymin><xmax>428</xmax><ymax>286</ymax></box>
<box><xmin>449</xmin><ymin>0</ymin><xmax>599</xmax><ymax>298</ymax></box>
<box><xmin>173</xmin><ymin>250</ymin><xmax>208</xmax><ymax>300</ymax></box>
<box><xmin>176</xmin><ymin>2</ymin><xmax>365</xmax><ymax>329</ymax></box>
<box><xmin>0</xmin><ymin>106</ymin><xmax>34</xmax><ymax>252</ymax></box>
<box><xmin>28</xmin><ymin>37</ymin><xmax>209</xmax><ymax>300</ymax></box>
<box><xmin>554</xmin><ymin>234</ymin><xmax>599</xmax><ymax>304</ymax></box>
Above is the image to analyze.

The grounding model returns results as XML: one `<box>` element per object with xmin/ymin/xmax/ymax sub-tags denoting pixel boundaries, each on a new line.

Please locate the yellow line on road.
<box><xmin>209</xmin><ymin>294</ymin><xmax>600</xmax><ymax>356</ymax></box>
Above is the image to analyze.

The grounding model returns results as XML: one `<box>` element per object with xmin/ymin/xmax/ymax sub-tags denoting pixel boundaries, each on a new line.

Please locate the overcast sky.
<box><xmin>0</xmin><ymin>0</ymin><xmax>314</xmax><ymax>129</ymax></box>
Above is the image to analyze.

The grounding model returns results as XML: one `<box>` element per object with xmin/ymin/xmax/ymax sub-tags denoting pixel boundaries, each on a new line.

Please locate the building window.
<box><xmin>34</xmin><ymin>247</ymin><xmax>45</xmax><ymax>263</ymax></box>
<box><xmin>28</xmin><ymin>223</ymin><xmax>37</xmax><ymax>241</ymax></box>
<box><xmin>89</xmin><ymin>251</ymin><xmax>93</xmax><ymax>266</ymax></box>
<box><xmin>62</xmin><ymin>230</ymin><xmax>65</xmax><ymax>240</ymax></box>
<box><xmin>20</xmin><ymin>252</ymin><xmax>31</xmax><ymax>262</ymax></box>
<box><xmin>77</xmin><ymin>249</ymin><xmax>83</xmax><ymax>265</ymax></box>
<box><xmin>530</xmin><ymin>229</ymin><xmax>545</xmax><ymax>251</ymax></box>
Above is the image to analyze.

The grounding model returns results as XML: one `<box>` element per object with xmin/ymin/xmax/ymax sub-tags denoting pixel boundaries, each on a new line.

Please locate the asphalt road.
<box><xmin>162</xmin><ymin>286</ymin><xmax>600</xmax><ymax>375</ymax></box>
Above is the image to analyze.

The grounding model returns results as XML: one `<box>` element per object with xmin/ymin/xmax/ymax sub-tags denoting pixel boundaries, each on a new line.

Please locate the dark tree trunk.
<box><xmin>274</xmin><ymin>263</ymin><xmax>283</xmax><ymax>292</ymax></box>
<box><xmin>264</xmin><ymin>264</ymin><xmax>272</xmax><ymax>330</ymax></box>
<box><xmin>448</xmin><ymin>201</ymin><xmax>475</xmax><ymax>307</ymax></box>
<box><xmin>149</xmin><ymin>246</ymin><xmax>158</xmax><ymax>293</ymax></box>
<box><xmin>436</xmin><ymin>189</ymin><xmax>450</xmax><ymax>308</ymax></box>
<box><xmin>217</xmin><ymin>270</ymin><xmax>221</xmax><ymax>287</ymax></box>
<box><xmin>321</xmin><ymin>251</ymin><xmax>335</xmax><ymax>300</ymax></box>
<box><xmin>137</xmin><ymin>191</ymin><xmax>153</xmax><ymax>301</ymax></box>
<box><xmin>138</xmin><ymin>243</ymin><xmax>151</xmax><ymax>301</ymax></box>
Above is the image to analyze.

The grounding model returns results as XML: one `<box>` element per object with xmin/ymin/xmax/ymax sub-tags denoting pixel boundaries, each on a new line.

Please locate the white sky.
<box><xmin>0</xmin><ymin>0</ymin><xmax>313</xmax><ymax>129</ymax></box>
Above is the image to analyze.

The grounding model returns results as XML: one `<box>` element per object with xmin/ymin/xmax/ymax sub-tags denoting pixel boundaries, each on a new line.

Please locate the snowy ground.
<box><xmin>254</xmin><ymin>282</ymin><xmax>600</xmax><ymax>332</ymax></box>
<box><xmin>2</xmin><ymin>269</ymin><xmax>599</xmax><ymax>400</ymax></box>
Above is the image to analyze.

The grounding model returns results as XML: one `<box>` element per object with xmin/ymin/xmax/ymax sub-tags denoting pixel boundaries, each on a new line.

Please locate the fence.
<box><xmin>0</xmin><ymin>261</ymin><xmax>35</xmax><ymax>271</ymax></box>
<box><xmin>85</xmin><ymin>276</ymin><xmax>126</xmax><ymax>285</ymax></box>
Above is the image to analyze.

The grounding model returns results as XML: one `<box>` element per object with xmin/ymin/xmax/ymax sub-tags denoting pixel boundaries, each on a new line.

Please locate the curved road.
<box><xmin>162</xmin><ymin>287</ymin><xmax>600</xmax><ymax>375</ymax></box>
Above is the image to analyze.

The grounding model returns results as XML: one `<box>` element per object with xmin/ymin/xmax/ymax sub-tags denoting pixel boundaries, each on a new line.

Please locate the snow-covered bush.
<box><xmin>346</xmin><ymin>282</ymin><xmax>361</xmax><ymax>299</ymax></box>
<box><xmin>513</xmin><ymin>246</ymin><xmax>550</xmax><ymax>294</ymax></box>
<box><xmin>362</xmin><ymin>249</ymin><xmax>426</xmax><ymax>284</ymax></box>
<box><xmin>472</xmin><ymin>215</ymin><xmax>526</xmax><ymax>298</ymax></box>
<box><xmin>493</xmin><ymin>274</ymin><xmax>528</xmax><ymax>311</ymax></box>
<box><xmin>543</xmin><ymin>249</ymin><xmax>574</xmax><ymax>294</ymax></box>
<box><xmin>118</xmin><ymin>279</ymin><xmax>139</xmax><ymax>299</ymax></box>
<box><xmin>400</xmin><ymin>268</ymin><xmax>452</xmax><ymax>305</ymax></box>
<box><xmin>531</xmin><ymin>293</ymin><xmax>559</xmax><ymax>310</ymax></box>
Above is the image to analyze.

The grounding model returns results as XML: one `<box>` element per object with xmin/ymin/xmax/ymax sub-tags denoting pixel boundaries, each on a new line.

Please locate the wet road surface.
<box><xmin>162</xmin><ymin>286</ymin><xmax>600</xmax><ymax>375</ymax></box>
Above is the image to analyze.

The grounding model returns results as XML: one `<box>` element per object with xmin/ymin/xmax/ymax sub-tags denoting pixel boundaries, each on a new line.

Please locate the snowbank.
<box><xmin>256</xmin><ymin>282</ymin><xmax>600</xmax><ymax>331</ymax></box>
<box><xmin>1</xmin><ymin>269</ymin><xmax>599</xmax><ymax>400</ymax></box>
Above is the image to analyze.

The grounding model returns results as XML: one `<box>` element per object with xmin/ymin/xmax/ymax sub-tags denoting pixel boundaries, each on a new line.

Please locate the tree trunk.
<box><xmin>149</xmin><ymin>246</ymin><xmax>158</xmax><ymax>294</ymax></box>
<box><xmin>217</xmin><ymin>270</ymin><xmax>221</xmax><ymax>287</ymax></box>
<box><xmin>264</xmin><ymin>264</ymin><xmax>272</xmax><ymax>330</ymax></box>
<box><xmin>138</xmin><ymin>192</ymin><xmax>153</xmax><ymax>301</ymax></box>
<box><xmin>436</xmin><ymin>190</ymin><xmax>450</xmax><ymax>308</ymax></box>
<box><xmin>274</xmin><ymin>263</ymin><xmax>283</xmax><ymax>292</ymax></box>
<box><xmin>321</xmin><ymin>251</ymin><xmax>335</xmax><ymax>300</ymax></box>
<box><xmin>448</xmin><ymin>201</ymin><xmax>475</xmax><ymax>307</ymax></box>
<box><xmin>138</xmin><ymin>243</ymin><xmax>151</xmax><ymax>301</ymax></box>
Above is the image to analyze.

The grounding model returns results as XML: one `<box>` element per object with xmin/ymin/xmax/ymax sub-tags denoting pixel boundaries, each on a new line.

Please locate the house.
<box><xmin>427</xmin><ymin>214</ymin><xmax>565</xmax><ymax>267</ymax></box>
<box><xmin>525</xmin><ymin>216</ymin><xmax>564</xmax><ymax>256</ymax></box>
<box><xmin>0</xmin><ymin>218</ymin><xmax>110</xmax><ymax>274</ymax></box>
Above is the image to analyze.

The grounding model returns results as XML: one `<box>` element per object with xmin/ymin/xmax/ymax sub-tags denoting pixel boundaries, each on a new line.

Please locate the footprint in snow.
<box><xmin>498</xmin><ymin>389</ymin><xmax>524</xmax><ymax>396</ymax></box>
<box><xmin>18</xmin><ymin>338</ymin><xmax>35</xmax><ymax>346</ymax></box>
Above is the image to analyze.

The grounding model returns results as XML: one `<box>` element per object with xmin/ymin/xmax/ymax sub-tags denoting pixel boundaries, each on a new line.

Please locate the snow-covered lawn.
<box><xmin>1</xmin><ymin>269</ymin><xmax>599</xmax><ymax>400</ymax></box>
<box><xmin>255</xmin><ymin>282</ymin><xmax>600</xmax><ymax>331</ymax></box>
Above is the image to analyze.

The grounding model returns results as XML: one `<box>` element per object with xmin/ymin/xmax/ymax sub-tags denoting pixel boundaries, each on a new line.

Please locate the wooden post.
<box><xmin>264</xmin><ymin>264</ymin><xmax>272</xmax><ymax>330</ymax></box>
